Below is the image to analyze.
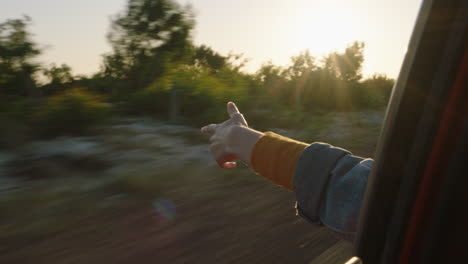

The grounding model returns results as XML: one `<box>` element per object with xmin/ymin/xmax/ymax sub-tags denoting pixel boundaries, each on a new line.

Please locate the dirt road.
<box><xmin>1</xmin><ymin>112</ymin><xmax>383</xmax><ymax>263</ymax></box>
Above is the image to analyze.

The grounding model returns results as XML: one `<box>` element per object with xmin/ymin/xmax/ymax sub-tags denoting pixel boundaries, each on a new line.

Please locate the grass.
<box><xmin>0</xmin><ymin>188</ymin><xmax>106</xmax><ymax>248</ymax></box>
<box><xmin>297</xmin><ymin>111</ymin><xmax>384</xmax><ymax>157</ymax></box>
<box><xmin>165</xmin><ymin>129</ymin><xmax>208</xmax><ymax>145</ymax></box>
<box><xmin>300</xmin><ymin>114</ymin><xmax>333</xmax><ymax>143</ymax></box>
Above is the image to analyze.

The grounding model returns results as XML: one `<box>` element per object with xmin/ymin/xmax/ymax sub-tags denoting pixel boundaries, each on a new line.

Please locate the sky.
<box><xmin>1</xmin><ymin>0</ymin><xmax>422</xmax><ymax>78</ymax></box>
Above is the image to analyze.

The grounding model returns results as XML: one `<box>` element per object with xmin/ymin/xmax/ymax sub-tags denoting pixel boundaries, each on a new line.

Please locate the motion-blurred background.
<box><xmin>0</xmin><ymin>0</ymin><xmax>420</xmax><ymax>263</ymax></box>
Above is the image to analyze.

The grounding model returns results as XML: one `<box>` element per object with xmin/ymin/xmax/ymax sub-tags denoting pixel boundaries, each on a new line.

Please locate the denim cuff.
<box><xmin>294</xmin><ymin>143</ymin><xmax>350</xmax><ymax>223</ymax></box>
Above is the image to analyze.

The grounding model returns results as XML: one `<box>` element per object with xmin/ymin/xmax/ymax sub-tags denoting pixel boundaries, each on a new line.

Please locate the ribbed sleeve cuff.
<box><xmin>251</xmin><ymin>132</ymin><xmax>308</xmax><ymax>191</ymax></box>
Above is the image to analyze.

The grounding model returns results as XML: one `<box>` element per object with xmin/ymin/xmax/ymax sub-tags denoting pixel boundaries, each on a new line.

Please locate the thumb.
<box><xmin>227</xmin><ymin>102</ymin><xmax>248</xmax><ymax>127</ymax></box>
<box><xmin>227</xmin><ymin>102</ymin><xmax>240</xmax><ymax>118</ymax></box>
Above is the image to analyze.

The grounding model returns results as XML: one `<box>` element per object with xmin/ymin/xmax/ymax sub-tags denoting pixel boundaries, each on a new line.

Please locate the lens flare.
<box><xmin>152</xmin><ymin>199</ymin><xmax>176</xmax><ymax>222</ymax></box>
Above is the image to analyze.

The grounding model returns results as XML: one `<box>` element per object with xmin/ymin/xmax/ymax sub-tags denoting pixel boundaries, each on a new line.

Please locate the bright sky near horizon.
<box><xmin>1</xmin><ymin>0</ymin><xmax>422</xmax><ymax>78</ymax></box>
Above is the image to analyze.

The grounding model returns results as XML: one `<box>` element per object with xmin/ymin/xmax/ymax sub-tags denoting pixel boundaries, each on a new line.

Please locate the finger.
<box><xmin>201</xmin><ymin>124</ymin><xmax>218</xmax><ymax>135</ymax></box>
<box><xmin>209</xmin><ymin>143</ymin><xmax>225</xmax><ymax>161</ymax></box>
<box><xmin>222</xmin><ymin>162</ymin><xmax>237</xmax><ymax>169</ymax></box>
<box><xmin>231</xmin><ymin>112</ymin><xmax>248</xmax><ymax>127</ymax></box>
<box><xmin>217</xmin><ymin>153</ymin><xmax>239</xmax><ymax>169</ymax></box>
<box><xmin>209</xmin><ymin>133</ymin><xmax>219</xmax><ymax>143</ymax></box>
<box><xmin>227</xmin><ymin>102</ymin><xmax>240</xmax><ymax>118</ymax></box>
<box><xmin>210</xmin><ymin>144</ymin><xmax>238</xmax><ymax>169</ymax></box>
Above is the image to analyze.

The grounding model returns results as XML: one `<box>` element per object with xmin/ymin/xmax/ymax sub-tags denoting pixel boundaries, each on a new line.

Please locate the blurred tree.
<box><xmin>283</xmin><ymin>50</ymin><xmax>318</xmax><ymax>109</ymax></box>
<box><xmin>103</xmin><ymin>0</ymin><xmax>195</xmax><ymax>92</ymax></box>
<box><xmin>75</xmin><ymin>73</ymin><xmax>115</xmax><ymax>95</ymax></box>
<box><xmin>255</xmin><ymin>61</ymin><xmax>285</xmax><ymax>97</ymax></box>
<box><xmin>224</xmin><ymin>52</ymin><xmax>250</xmax><ymax>73</ymax></box>
<box><xmin>306</xmin><ymin>41</ymin><xmax>365</xmax><ymax>110</ymax></box>
<box><xmin>360</xmin><ymin>73</ymin><xmax>395</xmax><ymax>107</ymax></box>
<box><xmin>323</xmin><ymin>41</ymin><xmax>365</xmax><ymax>83</ymax></box>
<box><xmin>41</xmin><ymin>63</ymin><xmax>74</xmax><ymax>94</ymax></box>
<box><xmin>0</xmin><ymin>16</ymin><xmax>40</xmax><ymax>97</ymax></box>
<box><xmin>284</xmin><ymin>50</ymin><xmax>317</xmax><ymax>81</ymax></box>
<box><xmin>43</xmin><ymin>64</ymin><xmax>73</xmax><ymax>85</ymax></box>
<box><xmin>192</xmin><ymin>45</ymin><xmax>227</xmax><ymax>72</ymax></box>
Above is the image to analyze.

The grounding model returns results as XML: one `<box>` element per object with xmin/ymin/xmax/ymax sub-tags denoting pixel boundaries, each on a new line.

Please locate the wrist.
<box><xmin>230</xmin><ymin>126</ymin><xmax>264</xmax><ymax>166</ymax></box>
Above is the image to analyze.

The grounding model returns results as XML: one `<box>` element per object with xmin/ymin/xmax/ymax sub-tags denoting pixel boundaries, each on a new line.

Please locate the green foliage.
<box><xmin>192</xmin><ymin>45</ymin><xmax>227</xmax><ymax>72</ymax></box>
<box><xmin>0</xmin><ymin>16</ymin><xmax>40</xmax><ymax>96</ymax></box>
<box><xmin>359</xmin><ymin>74</ymin><xmax>394</xmax><ymax>108</ymax></box>
<box><xmin>103</xmin><ymin>0</ymin><xmax>195</xmax><ymax>92</ymax></box>
<box><xmin>41</xmin><ymin>63</ymin><xmax>74</xmax><ymax>95</ymax></box>
<box><xmin>323</xmin><ymin>41</ymin><xmax>365</xmax><ymax>83</ymax></box>
<box><xmin>250</xmin><ymin>41</ymin><xmax>393</xmax><ymax>116</ymax></box>
<box><xmin>124</xmin><ymin>77</ymin><xmax>171</xmax><ymax>116</ymax></box>
<box><xmin>174</xmin><ymin>66</ymin><xmax>251</xmax><ymax>125</ymax></box>
<box><xmin>34</xmin><ymin>89</ymin><xmax>111</xmax><ymax>136</ymax></box>
<box><xmin>43</xmin><ymin>64</ymin><xmax>73</xmax><ymax>85</ymax></box>
<box><xmin>283</xmin><ymin>50</ymin><xmax>317</xmax><ymax>81</ymax></box>
<box><xmin>3</xmin><ymin>97</ymin><xmax>38</xmax><ymax>121</ymax></box>
<box><xmin>0</xmin><ymin>5</ymin><xmax>394</xmax><ymax>137</ymax></box>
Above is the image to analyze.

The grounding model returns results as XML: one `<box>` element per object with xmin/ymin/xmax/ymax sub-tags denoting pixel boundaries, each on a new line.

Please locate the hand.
<box><xmin>201</xmin><ymin>102</ymin><xmax>263</xmax><ymax>169</ymax></box>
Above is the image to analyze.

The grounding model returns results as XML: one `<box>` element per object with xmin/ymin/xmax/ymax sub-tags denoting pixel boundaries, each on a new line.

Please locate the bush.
<box><xmin>34</xmin><ymin>89</ymin><xmax>111</xmax><ymax>136</ymax></box>
<box><xmin>119</xmin><ymin>76</ymin><xmax>171</xmax><ymax>117</ymax></box>
<box><xmin>0</xmin><ymin>97</ymin><xmax>39</xmax><ymax>147</ymax></box>
<box><xmin>173</xmin><ymin>66</ymin><xmax>250</xmax><ymax>126</ymax></box>
<box><xmin>0</xmin><ymin>96</ymin><xmax>36</xmax><ymax>121</ymax></box>
<box><xmin>119</xmin><ymin>66</ymin><xmax>251</xmax><ymax>126</ymax></box>
<box><xmin>359</xmin><ymin>74</ymin><xmax>394</xmax><ymax>108</ymax></box>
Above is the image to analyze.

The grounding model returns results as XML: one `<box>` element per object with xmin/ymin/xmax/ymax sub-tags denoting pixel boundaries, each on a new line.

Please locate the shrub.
<box><xmin>172</xmin><ymin>66</ymin><xmax>250</xmax><ymax>126</ymax></box>
<box><xmin>120</xmin><ymin>76</ymin><xmax>171</xmax><ymax>117</ymax></box>
<box><xmin>125</xmin><ymin>88</ymin><xmax>170</xmax><ymax>116</ymax></box>
<box><xmin>0</xmin><ymin>97</ymin><xmax>38</xmax><ymax>147</ymax></box>
<box><xmin>34</xmin><ymin>88</ymin><xmax>111</xmax><ymax>136</ymax></box>
<box><xmin>3</xmin><ymin>97</ymin><xmax>39</xmax><ymax>120</ymax></box>
<box><xmin>359</xmin><ymin>74</ymin><xmax>394</xmax><ymax>108</ymax></box>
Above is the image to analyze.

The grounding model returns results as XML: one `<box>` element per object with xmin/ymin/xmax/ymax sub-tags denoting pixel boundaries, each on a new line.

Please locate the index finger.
<box><xmin>201</xmin><ymin>124</ymin><xmax>218</xmax><ymax>135</ymax></box>
<box><xmin>227</xmin><ymin>102</ymin><xmax>240</xmax><ymax>118</ymax></box>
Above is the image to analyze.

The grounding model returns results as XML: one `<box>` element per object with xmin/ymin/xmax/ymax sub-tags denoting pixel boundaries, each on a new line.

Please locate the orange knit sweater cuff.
<box><xmin>251</xmin><ymin>132</ymin><xmax>308</xmax><ymax>191</ymax></box>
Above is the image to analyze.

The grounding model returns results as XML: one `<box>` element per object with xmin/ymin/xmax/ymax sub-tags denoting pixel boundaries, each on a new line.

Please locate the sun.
<box><xmin>290</xmin><ymin>5</ymin><xmax>359</xmax><ymax>56</ymax></box>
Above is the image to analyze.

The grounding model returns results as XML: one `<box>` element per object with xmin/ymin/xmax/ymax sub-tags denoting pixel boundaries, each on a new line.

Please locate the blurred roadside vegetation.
<box><xmin>0</xmin><ymin>2</ymin><xmax>388</xmax><ymax>260</ymax></box>
<box><xmin>0</xmin><ymin>0</ymin><xmax>394</xmax><ymax>143</ymax></box>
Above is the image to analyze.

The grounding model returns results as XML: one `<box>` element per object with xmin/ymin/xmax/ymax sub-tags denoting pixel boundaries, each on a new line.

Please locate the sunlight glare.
<box><xmin>290</xmin><ymin>4</ymin><xmax>360</xmax><ymax>56</ymax></box>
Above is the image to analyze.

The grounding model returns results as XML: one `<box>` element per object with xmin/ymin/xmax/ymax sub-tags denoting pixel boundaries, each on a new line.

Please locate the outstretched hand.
<box><xmin>201</xmin><ymin>102</ymin><xmax>263</xmax><ymax>169</ymax></box>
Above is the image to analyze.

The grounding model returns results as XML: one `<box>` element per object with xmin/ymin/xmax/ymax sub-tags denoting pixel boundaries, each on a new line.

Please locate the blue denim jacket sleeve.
<box><xmin>294</xmin><ymin>142</ymin><xmax>373</xmax><ymax>241</ymax></box>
